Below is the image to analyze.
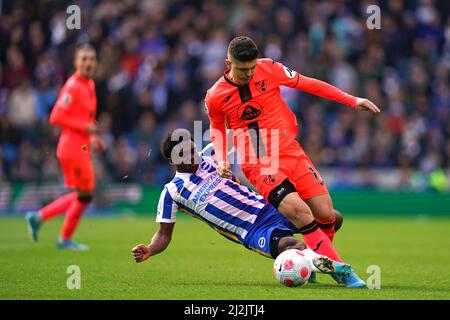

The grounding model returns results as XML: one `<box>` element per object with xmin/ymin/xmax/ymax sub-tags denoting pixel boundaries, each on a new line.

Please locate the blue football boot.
<box><xmin>26</xmin><ymin>211</ymin><xmax>42</xmax><ymax>242</ymax></box>
<box><xmin>57</xmin><ymin>238</ymin><xmax>89</xmax><ymax>251</ymax></box>
<box><xmin>331</xmin><ymin>269</ymin><xmax>366</xmax><ymax>288</ymax></box>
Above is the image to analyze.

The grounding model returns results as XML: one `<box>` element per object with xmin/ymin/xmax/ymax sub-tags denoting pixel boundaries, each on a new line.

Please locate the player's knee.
<box><xmin>315</xmin><ymin>202</ymin><xmax>335</xmax><ymax>224</ymax></box>
<box><xmin>293</xmin><ymin>203</ymin><xmax>313</xmax><ymax>223</ymax></box>
<box><xmin>77</xmin><ymin>192</ymin><xmax>93</xmax><ymax>204</ymax></box>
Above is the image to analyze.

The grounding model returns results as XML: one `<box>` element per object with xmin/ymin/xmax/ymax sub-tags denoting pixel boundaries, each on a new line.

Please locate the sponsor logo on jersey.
<box><xmin>258</xmin><ymin>237</ymin><xmax>266</xmax><ymax>248</ymax></box>
<box><xmin>240</xmin><ymin>104</ymin><xmax>262</xmax><ymax>121</ymax></box>
<box><xmin>283</xmin><ymin>65</ymin><xmax>296</xmax><ymax>79</ymax></box>
<box><xmin>192</xmin><ymin>172</ymin><xmax>222</xmax><ymax>204</ymax></box>
<box><xmin>199</xmin><ymin>159</ymin><xmax>212</xmax><ymax>172</ymax></box>
<box><xmin>223</xmin><ymin>95</ymin><xmax>232</xmax><ymax>103</ymax></box>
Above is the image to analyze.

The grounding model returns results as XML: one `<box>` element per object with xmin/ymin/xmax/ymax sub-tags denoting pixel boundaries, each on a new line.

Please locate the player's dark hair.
<box><xmin>228</xmin><ymin>36</ymin><xmax>258</xmax><ymax>62</ymax></box>
<box><xmin>75</xmin><ymin>43</ymin><xmax>96</xmax><ymax>56</ymax></box>
<box><xmin>161</xmin><ymin>129</ymin><xmax>193</xmax><ymax>161</ymax></box>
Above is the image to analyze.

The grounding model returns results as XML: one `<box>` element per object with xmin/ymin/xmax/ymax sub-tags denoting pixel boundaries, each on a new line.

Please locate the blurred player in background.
<box><xmin>205</xmin><ymin>36</ymin><xmax>380</xmax><ymax>284</ymax></box>
<box><xmin>26</xmin><ymin>44</ymin><xmax>104</xmax><ymax>251</ymax></box>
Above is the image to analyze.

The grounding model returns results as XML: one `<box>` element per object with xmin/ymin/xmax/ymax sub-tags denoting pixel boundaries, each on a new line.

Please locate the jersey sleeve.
<box><xmin>271</xmin><ymin>60</ymin><xmax>301</xmax><ymax>88</ymax></box>
<box><xmin>204</xmin><ymin>90</ymin><xmax>227</xmax><ymax>163</ymax></box>
<box><xmin>156</xmin><ymin>187</ymin><xmax>178</xmax><ymax>223</ymax></box>
<box><xmin>49</xmin><ymin>84</ymin><xmax>93</xmax><ymax>132</ymax></box>
<box><xmin>230</xmin><ymin>173</ymin><xmax>241</xmax><ymax>184</ymax></box>
<box><xmin>271</xmin><ymin>61</ymin><xmax>357</xmax><ymax>108</ymax></box>
<box><xmin>200</xmin><ymin>142</ymin><xmax>216</xmax><ymax>158</ymax></box>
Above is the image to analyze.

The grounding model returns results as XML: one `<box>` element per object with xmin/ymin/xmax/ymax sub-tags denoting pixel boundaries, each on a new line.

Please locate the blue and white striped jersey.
<box><xmin>156</xmin><ymin>143</ymin><xmax>267</xmax><ymax>243</ymax></box>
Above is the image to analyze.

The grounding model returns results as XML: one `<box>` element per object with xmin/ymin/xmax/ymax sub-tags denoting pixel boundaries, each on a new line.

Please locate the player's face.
<box><xmin>75</xmin><ymin>49</ymin><xmax>97</xmax><ymax>79</ymax></box>
<box><xmin>226</xmin><ymin>56</ymin><xmax>257</xmax><ymax>85</ymax></box>
<box><xmin>172</xmin><ymin>140</ymin><xmax>200</xmax><ymax>173</ymax></box>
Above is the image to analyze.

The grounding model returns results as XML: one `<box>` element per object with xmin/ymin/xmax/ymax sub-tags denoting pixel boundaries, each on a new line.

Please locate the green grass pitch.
<box><xmin>1</xmin><ymin>215</ymin><xmax>449</xmax><ymax>299</ymax></box>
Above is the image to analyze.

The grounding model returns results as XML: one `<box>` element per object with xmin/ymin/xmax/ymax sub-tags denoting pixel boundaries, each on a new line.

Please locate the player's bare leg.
<box><xmin>277</xmin><ymin>193</ymin><xmax>315</xmax><ymax>228</ymax></box>
<box><xmin>305</xmin><ymin>194</ymin><xmax>337</xmax><ymax>241</ymax></box>
<box><xmin>56</xmin><ymin>189</ymin><xmax>93</xmax><ymax>251</ymax></box>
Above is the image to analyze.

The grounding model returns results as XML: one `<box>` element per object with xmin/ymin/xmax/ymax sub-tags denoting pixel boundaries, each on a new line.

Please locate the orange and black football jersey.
<box><xmin>205</xmin><ymin>58</ymin><xmax>356</xmax><ymax>168</ymax></box>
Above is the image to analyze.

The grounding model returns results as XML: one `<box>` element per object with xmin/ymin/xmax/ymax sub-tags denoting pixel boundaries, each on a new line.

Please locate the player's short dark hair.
<box><xmin>161</xmin><ymin>129</ymin><xmax>193</xmax><ymax>161</ymax></box>
<box><xmin>75</xmin><ymin>43</ymin><xmax>96</xmax><ymax>56</ymax></box>
<box><xmin>228</xmin><ymin>36</ymin><xmax>258</xmax><ymax>62</ymax></box>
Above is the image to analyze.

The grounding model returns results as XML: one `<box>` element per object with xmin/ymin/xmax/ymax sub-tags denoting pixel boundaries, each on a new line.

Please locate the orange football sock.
<box><xmin>299</xmin><ymin>220</ymin><xmax>342</xmax><ymax>262</ymax></box>
<box><xmin>317</xmin><ymin>221</ymin><xmax>335</xmax><ymax>242</ymax></box>
<box><xmin>60</xmin><ymin>199</ymin><xmax>88</xmax><ymax>240</ymax></box>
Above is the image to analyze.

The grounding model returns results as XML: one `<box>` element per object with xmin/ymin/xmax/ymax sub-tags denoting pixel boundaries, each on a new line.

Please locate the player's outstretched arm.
<box><xmin>272</xmin><ymin>61</ymin><xmax>381</xmax><ymax>113</ymax></box>
<box><xmin>132</xmin><ymin>222</ymin><xmax>175</xmax><ymax>263</ymax></box>
<box><xmin>295</xmin><ymin>75</ymin><xmax>381</xmax><ymax>113</ymax></box>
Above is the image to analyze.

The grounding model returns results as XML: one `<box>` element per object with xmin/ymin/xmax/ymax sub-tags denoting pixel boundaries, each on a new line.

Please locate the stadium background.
<box><xmin>0</xmin><ymin>0</ymin><xmax>449</xmax><ymax>215</ymax></box>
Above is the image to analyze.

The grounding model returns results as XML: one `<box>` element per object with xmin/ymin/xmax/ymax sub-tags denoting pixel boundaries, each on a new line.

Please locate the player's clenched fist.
<box><xmin>217</xmin><ymin>161</ymin><xmax>232</xmax><ymax>179</ymax></box>
<box><xmin>132</xmin><ymin>244</ymin><xmax>151</xmax><ymax>263</ymax></box>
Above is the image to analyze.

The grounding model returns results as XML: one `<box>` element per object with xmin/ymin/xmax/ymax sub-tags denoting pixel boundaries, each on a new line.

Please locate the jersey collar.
<box><xmin>74</xmin><ymin>71</ymin><xmax>91</xmax><ymax>83</ymax></box>
<box><xmin>223</xmin><ymin>69</ymin><xmax>241</xmax><ymax>87</ymax></box>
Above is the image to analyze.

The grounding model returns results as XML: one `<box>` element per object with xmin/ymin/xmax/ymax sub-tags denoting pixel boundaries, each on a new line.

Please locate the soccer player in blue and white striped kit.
<box><xmin>132</xmin><ymin>129</ymin><xmax>364</xmax><ymax>286</ymax></box>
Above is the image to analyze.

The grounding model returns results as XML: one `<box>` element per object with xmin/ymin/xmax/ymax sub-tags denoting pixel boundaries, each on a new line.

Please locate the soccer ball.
<box><xmin>273</xmin><ymin>249</ymin><xmax>312</xmax><ymax>287</ymax></box>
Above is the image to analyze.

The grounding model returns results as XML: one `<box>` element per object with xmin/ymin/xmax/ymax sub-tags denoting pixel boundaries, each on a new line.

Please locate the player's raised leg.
<box><xmin>274</xmin><ymin>190</ymin><xmax>343</xmax><ymax>263</ymax></box>
<box><xmin>294</xmin><ymin>204</ymin><xmax>345</xmax><ymax>282</ymax></box>
<box><xmin>291</xmin><ymin>156</ymin><xmax>365</xmax><ymax>286</ymax></box>
<box><xmin>290</xmin><ymin>156</ymin><xmax>340</xmax><ymax>242</ymax></box>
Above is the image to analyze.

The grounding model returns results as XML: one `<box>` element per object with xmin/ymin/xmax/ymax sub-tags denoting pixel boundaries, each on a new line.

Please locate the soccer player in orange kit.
<box><xmin>26</xmin><ymin>44</ymin><xmax>104</xmax><ymax>251</ymax></box>
<box><xmin>205</xmin><ymin>36</ymin><xmax>380</xmax><ymax>287</ymax></box>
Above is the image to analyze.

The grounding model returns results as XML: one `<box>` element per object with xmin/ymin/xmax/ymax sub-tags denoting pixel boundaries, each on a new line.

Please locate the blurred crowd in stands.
<box><xmin>1</xmin><ymin>0</ymin><xmax>449</xmax><ymax>190</ymax></box>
